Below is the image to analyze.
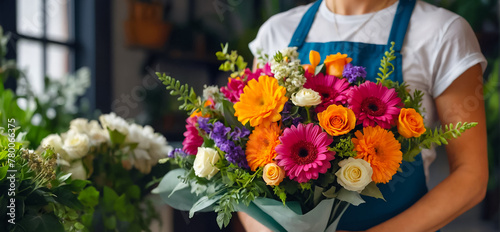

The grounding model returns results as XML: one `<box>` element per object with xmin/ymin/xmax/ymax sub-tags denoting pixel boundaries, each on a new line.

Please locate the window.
<box><xmin>16</xmin><ymin>0</ymin><xmax>75</xmax><ymax>94</ymax></box>
<box><xmin>0</xmin><ymin>0</ymin><xmax>112</xmax><ymax>113</ymax></box>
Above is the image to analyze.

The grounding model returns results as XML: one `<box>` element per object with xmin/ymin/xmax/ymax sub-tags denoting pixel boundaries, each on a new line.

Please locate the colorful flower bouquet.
<box><xmin>39</xmin><ymin>113</ymin><xmax>173</xmax><ymax>231</ymax></box>
<box><xmin>153</xmin><ymin>43</ymin><xmax>476</xmax><ymax>231</ymax></box>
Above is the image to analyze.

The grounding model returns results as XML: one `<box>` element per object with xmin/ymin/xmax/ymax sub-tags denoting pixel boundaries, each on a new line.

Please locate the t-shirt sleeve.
<box><xmin>248</xmin><ymin>19</ymin><xmax>272</xmax><ymax>57</ymax></box>
<box><xmin>431</xmin><ymin>16</ymin><xmax>487</xmax><ymax>97</ymax></box>
<box><xmin>248</xmin><ymin>8</ymin><xmax>303</xmax><ymax>59</ymax></box>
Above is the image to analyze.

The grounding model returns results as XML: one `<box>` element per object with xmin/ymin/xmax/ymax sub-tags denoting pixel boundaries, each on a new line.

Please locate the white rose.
<box><xmin>40</xmin><ymin>134</ymin><xmax>69</xmax><ymax>160</ymax></box>
<box><xmin>148</xmin><ymin>132</ymin><xmax>172</xmax><ymax>162</ymax></box>
<box><xmin>62</xmin><ymin>131</ymin><xmax>90</xmax><ymax>161</ymax></box>
<box><xmin>134</xmin><ymin>156</ymin><xmax>152</xmax><ymax>174</ymax></box>
<box><xmin>99</xmin><ymin>112</ymin><xmax>129</xmax><ymax>135</ymax></box>
<box><xmin>291</xmin><ymin>88</ymin><xmax>322</xmax><ymax>107</ymax></box>
<box><xmin>69</xmin><ymin>118</ymin><xmax>90</xmax><ymax>134</ymax></box>
<box><xmin>65</xmin><ymin>160</ymin><xmax>87</xmax><ymax>180</ymax></box>
<box><xmin>87</xmin><ymin>120</ymin><xmax>109</xmax><ymax>146</ymax></box>
<box><xmin>193</xmin><ymin>147</ymin><xmax>220</xmax><ymax>180</ymax></box>
<box><xmin>126</xmin><ymin>124</ymin><xmax>150</xmax><ymax>149</ymax></box>
<box><xmin>335</xmin><ymin>157</ymin><xmax>373</xmax><ymax>192</ymax></box>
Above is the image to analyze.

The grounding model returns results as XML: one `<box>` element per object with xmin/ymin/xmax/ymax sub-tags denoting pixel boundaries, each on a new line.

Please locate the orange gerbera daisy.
<box><xmin>246</xmin><ymin>122</ymin><xmax>282</xmax><ymax>171</ymax></box>
<box><xmin>234</xmin><ymin>75</ymin><xmax>288</xmax><ymax>127</ymax></box>
<box><xmin>352</xmin><ymin>126</ymin><xmax>402</xmax><ymax>184</ymax></box>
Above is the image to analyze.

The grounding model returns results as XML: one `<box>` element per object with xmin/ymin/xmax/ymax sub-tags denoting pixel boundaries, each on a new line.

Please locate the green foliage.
<box><xmin>216</xmin><ymin>43</ymin><xmax>248</xmax><ymax>78</ymax></box>
<box><xmin>156</xmin><ymin>72</ymin><xmax>202</xmax><ymax>115</ymax></box>
<box><xmin>273</xmin><ymin>186</ymin><xmax>287</xmax><ymax>205</ymax></box>
<box><xmin>274</xmin><ymin>51</ymin><xmax>284</xmax><ymax>63</ymax></box>
<box><xmin>420</xmin><ymin>122</ymin><xmax>478</xmax><ymax>149</ymax></box>
<box><xmin>330</xmin><ymin>137</ymin><xmax>357</xmax><ymax>158</ymax></box>
<box><xmin>377</xmin><ymin>42</ymin><xmax>397</xmax><ymax>87</ymax></box>
<box><xmin>0</xmin><ymin>131</ymin><xmax>92</xmax><ymax>231</ymax></box>
<box><xmin>360</xmin><ymin>182</ymin><xmax>385</xmax><ymax>201</ymax></box>
<box><xmin>403</xmin><ymin>88</ymin><xmax>425</xmax><ymax>114</ymax></box>
<box><xmin>210</xmin><ymin>163</ymin><xmax>270</xmax><ymax>229</ymax></box>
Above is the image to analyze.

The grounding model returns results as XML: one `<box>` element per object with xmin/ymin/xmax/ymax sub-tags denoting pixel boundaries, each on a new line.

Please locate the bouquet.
<box><xmin>153</xmin><ymin>43</ymin><xmax>477</xmax><ymax>231</ymax></box>
<box><xmin>38</xmin><ymin>113</ymin><xmax>173</xmax><ymax>231</ymax></box>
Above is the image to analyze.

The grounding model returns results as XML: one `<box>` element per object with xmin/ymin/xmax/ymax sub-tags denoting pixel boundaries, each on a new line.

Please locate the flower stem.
<box><xmin>305</xmin><ymin>106</ymin><xmax>312</xmax><ymax>123</ymax></box>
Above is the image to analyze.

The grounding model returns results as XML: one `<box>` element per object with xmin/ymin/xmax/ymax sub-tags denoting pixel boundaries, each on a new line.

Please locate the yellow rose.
<box><xmin>263</xmin><ymin>163</ymin><xmax>285</xmax><ymax>186</ymax></box>
<box><xmin>397</xmin><ymin>108</ymin><xmax>426</xmax><ymax>138</ymax></box>
<box><xmin>324</xmin><ymin>53</ymin><xmax>352</xmax><ymax>77</ymax></box>
<box><xmin>318</xmin><ymin>104</ymin><xmax>356</xmax><ymax>136</ymax></box>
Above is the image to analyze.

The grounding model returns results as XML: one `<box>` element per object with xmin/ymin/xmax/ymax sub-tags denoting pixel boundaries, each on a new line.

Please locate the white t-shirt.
<box><xmin>249</xmin><ymin>0</ymin><xmax>487</xmax><ymax>179</ymax></box>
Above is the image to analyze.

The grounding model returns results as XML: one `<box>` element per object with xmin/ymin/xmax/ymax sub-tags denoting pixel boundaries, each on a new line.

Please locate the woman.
<box><xmin>239</xmin><ymin>0</ymin><xmax>488</xmax><ymax>231</ymax></box>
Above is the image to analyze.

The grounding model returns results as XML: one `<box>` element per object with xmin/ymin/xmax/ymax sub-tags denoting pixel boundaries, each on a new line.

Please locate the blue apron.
<box><xmin>288</xmin><ymin>0</ymin><xmax>430</xmax><ymax>230</ymax></box>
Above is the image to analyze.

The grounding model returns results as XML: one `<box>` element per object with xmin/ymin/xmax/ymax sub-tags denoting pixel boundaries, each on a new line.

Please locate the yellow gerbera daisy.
<box><xmin>246</xmin><ymin>122</ymin><xmax>282</xmax><ymax>171</ymax></box>
<box><xmin>352</xmin><ymin>126</ymin><xmax>402</xmax><ymax>184</ymax></box>
<box><xmin>234</xmin><ymin>76</ymin><xmax>288</xmax><ymax>127</ymax></box>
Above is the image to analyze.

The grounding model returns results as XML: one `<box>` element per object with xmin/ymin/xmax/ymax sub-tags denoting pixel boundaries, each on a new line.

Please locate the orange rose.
<box><xmin>318</xmin><ymin>104</ymin><xmax>356</xmax><ymax>136</ymax></box>
<box><xmin>263</xmin><ymin>163</ymin><xmax>285</xmax><ymax>186</ymax></box>
<box><xmin>324</xmin><ymin>53</ymin><xmax>352</xmax><ymax>77</ymax></box>
<box><xmin>397</xmin><ymin>108</ymin><xmax>426</xmax><ymax>138</ymax></box>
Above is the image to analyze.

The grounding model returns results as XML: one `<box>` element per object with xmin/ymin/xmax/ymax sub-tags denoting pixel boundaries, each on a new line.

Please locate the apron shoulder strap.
<box><xmin>387</xmin><ymin>0</ymin><xmax>417</xmax><ymax>52</ymax></box>
<box><xmin>288</xmin><ymin>0</ymin><xmax>323</xmax><ymax>48</ymax></box>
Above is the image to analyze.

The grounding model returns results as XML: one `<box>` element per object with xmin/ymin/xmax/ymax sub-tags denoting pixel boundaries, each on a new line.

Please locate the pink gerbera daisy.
<box><xmin>275</xmin><ymin>123</ymin><xmax>336</xmax><ymax>183</ymax></box>
<box><xmin>220</xmin><ymin>77</ymin><xmax>246</xmax><ymax>103</ymax></box>
<box><xmin>348</xmin><ymin>81</ymin><xmax>402</xmax><ymax>129</ymax></box>
<box><xmin>182</xmin><ymin>116</ymin><xmax>204</xmax><ymax>155</ymax></box>
<box><xmin>304</xmin><ymin>73</ymin><xmax>351</xmax><ymax>113</ymax></box>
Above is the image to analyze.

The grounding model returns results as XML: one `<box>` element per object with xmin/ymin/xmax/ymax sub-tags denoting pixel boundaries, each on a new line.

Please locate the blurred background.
<box><xmin>0</xmin><ymin>0</ymin><xmax>498</xmax><ymax>231</ymax></box>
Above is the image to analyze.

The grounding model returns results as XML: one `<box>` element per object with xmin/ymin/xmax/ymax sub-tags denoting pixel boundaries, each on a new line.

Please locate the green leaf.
<box><xmin>78</xmin><ymin>186</ymin><xmax>100</xmax><ymax>208</ymax></box>
<box><xmin>0</xmin><ymin>150</ymin><xmax>8</xmax><ymax>160</ymax></box>
<box><xmin>336</xmin><ymin>188</ymin><xmax>365</xmax><ymax>206</ymax></box>
<box><xmin>322</xmin><ymin>186</ymin><xmax>337</xmax><ymax>198</ymax></box>
<box><xmin>58</xmin><ymin>173</ymin><xmax>72</xmax><ymax>182</ymax></box>
<box><xmin>189</xmin><ymin>195</ymin><xmax>222</xmax><ymax>218</ymax></box>
<box><xmin>53</xmin><ymin>186</ymin><xmax>84</xmax><ymax>210</ymax></box>
<box><xmin>102</xmin><ymin>186</ymin><xmax>119</xmax><ymax>212</ymax></box>
<box><xmin>360</xmin><ymin>182</ymin><xmax>385</xmax><ymax>200</ymax></box>
<box><xmin>103</xmin><ymin>215</ymin><xmax>117</xmax><ymax>230</ymax></box>
<box><xmin>126</xmin><ymin>185</ymin><xmax>141</xmax><ymax>200</ymax></box>
<box><xmin>313</xmin><ymin>186</ymin><xmax>324</xmax><ymax>205</ymax></box>
<box><xmin>314</xmin><ymin>63</ymin><xmax>325</xmax><ymax>76</ymax></box>
<box><xmin>107</xmin><ymin>128</ymin><xmax>127</xmax><ymax>145</ymax></box>
<box><xmin>68</xmin><ymin>179</ymin><xmax>90</xmax><ymax>192</ymax></box>
<box><xmin>17</xmin><ymin>213</ymin><xmax>65</xmax><ymax>232</ymax></box>
<box><xmin>0</xmin><ymin>165</ymin><xmax>8</xmax><ymax>180</ymax></box>
<box><xmin>114</xmin><ymin>194</ymin><xmax>135</xmax><ymax>222</ymax></box>
<box><xmin>222</xmin><ymin>99</ymin><xmax>244</xmax><ymax>128</ymax></box>
<box><xmin>165</xmin><ymin>181</ymin><xmax>188</xmax><ymax>198</ymax></box>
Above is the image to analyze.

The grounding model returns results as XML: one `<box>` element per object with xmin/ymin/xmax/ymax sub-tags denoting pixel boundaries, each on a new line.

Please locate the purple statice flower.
<box><xmin>281</xmin><ymin>101</ymin><xmax>303</xmax><ymax>126</ymax></box>
<box><xmin>197</xmin><ymin>117</ymin><xmax>212</xmax><ymax>133</ymax></box>
<box><xmin>230</xmin><ymin>127</ymin><xmax>250</xmax><ymax>141</ymax></box>
<box><xmin>206</xmin><ymin>121</ymin><xmax>249</xmax><ymax>169</ymax></box>
<box><xmin>168</xmin><ymin>148</ymin><xmax>188</xmax><ymax>158</ymax></box>
<box><xmin>226</xmin><ymin>145</ymin><xmax>248</xmax><ymax>168</ymax></box>
<box><xmin>342</xmin><ymin>63</ymin><xmax>367</xmax><ymax>83</ymax></box>
<box><xmin>212</xmin><ymin>121</ymin><xmax>231</xmax><ymax>138</ymax></box>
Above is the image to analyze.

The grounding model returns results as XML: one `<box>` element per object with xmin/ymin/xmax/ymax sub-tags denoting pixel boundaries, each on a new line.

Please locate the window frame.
<box><xmin>0</xmin><ymin>0</ymin><xmax>112</xmax><ymax>113</ymax></box>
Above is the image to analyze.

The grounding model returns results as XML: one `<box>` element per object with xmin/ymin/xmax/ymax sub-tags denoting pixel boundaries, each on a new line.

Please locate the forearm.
<box><xmin>368</xmin><ymin>164</ymin><xmax>487</xmax><ymax>232</ymax></box>
<box><xmin>238</xmin><ymin>211</ymin><xmax>272</xmax><ymax>232</ymax></box>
